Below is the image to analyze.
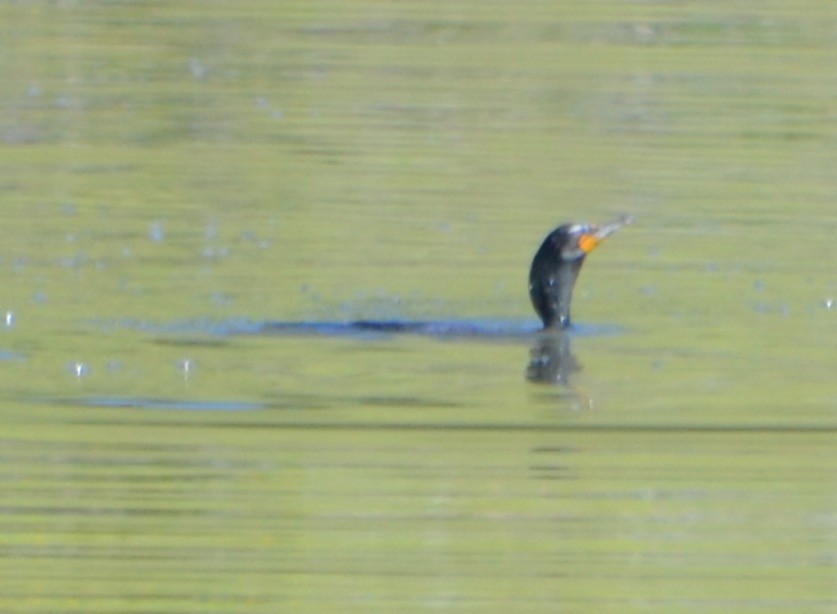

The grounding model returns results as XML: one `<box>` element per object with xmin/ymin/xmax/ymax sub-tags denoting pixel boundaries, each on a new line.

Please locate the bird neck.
<box><xmin>549</xmin><ymin>260</ymin><xmax>582</xmax><ymax>328</ymax></box>
<box><xmin>529</xmin><ymin>253</ymin><xmax>584</xmax><ymax>329</ymax></box>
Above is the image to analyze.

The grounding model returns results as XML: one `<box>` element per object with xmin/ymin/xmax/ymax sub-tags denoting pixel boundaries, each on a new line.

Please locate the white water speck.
<box><xmin>188</xmin><ymin>58</ymin><xmax>208</xmax><ymax>80</ymax></box>
<box><xmin>149</xmin><ymin>221</ymin><xmax>165</xmax><ymax>243</ymax></box>
<box><xmin>179</xmin><ymin>358</ymin><xmax>195</xmax><ymax>381</ymax></box>
<box><xmin>71</xmin><ymin>362</ymin><xmax>90</xmax><ymax>378</ymax></box>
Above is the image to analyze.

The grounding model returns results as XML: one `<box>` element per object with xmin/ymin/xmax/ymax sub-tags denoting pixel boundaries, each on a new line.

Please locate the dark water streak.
<box><xmin>105</xmin><ymin>317</ymin><xmax>623</xmax><ymax>340</ymax></box>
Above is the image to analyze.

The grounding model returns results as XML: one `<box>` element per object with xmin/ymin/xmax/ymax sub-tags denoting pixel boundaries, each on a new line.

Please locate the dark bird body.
<box><xmin>529</xmin><ymin>215</ymin><xmax>631</xmax><ymax>329</ymax></box>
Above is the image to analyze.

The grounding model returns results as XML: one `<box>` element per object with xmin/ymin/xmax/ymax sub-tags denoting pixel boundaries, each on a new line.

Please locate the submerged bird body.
<box><xmin>529</xmin><ymin>216</ymin><xmax>630</xmax><ymax>329</ymax></box>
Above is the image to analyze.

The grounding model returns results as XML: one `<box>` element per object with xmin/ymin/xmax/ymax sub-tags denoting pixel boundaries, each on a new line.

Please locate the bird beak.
<box><xmin>578</xmin><ymin>214</ymin><xmax>632</xmax><ymax>254</ymax></box>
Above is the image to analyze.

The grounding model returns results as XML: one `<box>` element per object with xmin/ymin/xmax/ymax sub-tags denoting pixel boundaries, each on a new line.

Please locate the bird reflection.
<box><xmin>525</xmin><ymin>330</ymin><xmax>593</xmax><ymax>409</ymax></box>
<box><xmin>525</xmin><ymin>329</ymin><xmax>579</xmax><ymax>385</ymax></box>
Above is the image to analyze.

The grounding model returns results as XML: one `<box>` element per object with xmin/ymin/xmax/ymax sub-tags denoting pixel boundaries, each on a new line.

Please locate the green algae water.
<box><xmin>1</xmin><ymin>1</ymin><xmax>835</xmax><ymax>611</ymax></box>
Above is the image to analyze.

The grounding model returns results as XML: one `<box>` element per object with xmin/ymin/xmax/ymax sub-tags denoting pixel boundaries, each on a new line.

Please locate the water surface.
<box><xmin>1</xmin><ymin>1</ymin><xmax>835</xmax><ymax>611</ymax></box>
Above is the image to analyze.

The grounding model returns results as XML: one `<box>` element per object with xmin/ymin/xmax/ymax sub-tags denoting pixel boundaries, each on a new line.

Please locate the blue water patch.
<box><xmin>0</xmin><ymin>349</ymin><xmax>25</xmax><ymax>362</ymax></box>
<box><xmin>100</xmin><ymin>317</ymin><xmax>625</xmax><ymax>341</ymax></box>
<box><xmin>65</xmin><ymin>397</ymin><xmax>267</xmax><ymax>412</ymax></box>
<box><xmin>256</xmin><ymin>318</ymin><xmax>541</xmax><ymax>339</ymax></box>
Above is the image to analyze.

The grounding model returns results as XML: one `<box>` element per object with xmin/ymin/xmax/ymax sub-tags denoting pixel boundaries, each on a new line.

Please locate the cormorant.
<box><xmin>529</xmin><ymin>215</ymin><xmax>631</xmax><ymax>329</ymax></box>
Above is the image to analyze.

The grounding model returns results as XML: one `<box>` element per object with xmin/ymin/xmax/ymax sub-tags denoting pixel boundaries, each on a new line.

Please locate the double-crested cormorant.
<box><xmin>529</xmin><ymin>215</ymin><xmax>631</xmax><ymax>329</ymax></box>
